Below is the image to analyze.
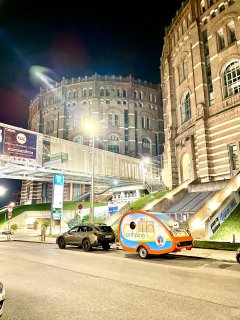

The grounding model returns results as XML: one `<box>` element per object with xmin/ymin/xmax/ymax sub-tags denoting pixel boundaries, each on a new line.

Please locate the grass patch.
<box><xmin>194</xmin><ymin>240</ymin><xmax>239</xmax><ymax>251</ymax></box>
<box><xmin>130</xmin><ymin>190</ymin><xmax>168</xmax><ymax>211</ymax></box>
<box><xmin>210</xmin><ymin>204</ymin><xmax>240</xmax><ymax>242</ymax></box>
<box><xmin>0</xmin><ymin>201</ymin><xmax>106</xmax><ymax>229</ymax></box>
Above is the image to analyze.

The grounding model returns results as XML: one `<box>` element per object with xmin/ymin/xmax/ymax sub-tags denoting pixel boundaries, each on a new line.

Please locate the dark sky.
<box><xmin>0</xmin><ymin>0</ymin><xmax>183</xmax><ymax>206</ymax></box>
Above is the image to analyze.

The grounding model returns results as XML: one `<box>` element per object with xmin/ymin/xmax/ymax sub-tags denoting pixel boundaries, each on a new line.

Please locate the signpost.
<box><xmin>51</xmin><ymin>174</ymin><xmax>64</xmax><ymax>234</ymax></box>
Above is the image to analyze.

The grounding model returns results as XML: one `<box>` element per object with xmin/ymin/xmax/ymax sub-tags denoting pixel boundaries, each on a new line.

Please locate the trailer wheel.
<box><xmin>138</xmin><ymin>246</ymin><xmax>149</xmax><ymax>259</ymax></box>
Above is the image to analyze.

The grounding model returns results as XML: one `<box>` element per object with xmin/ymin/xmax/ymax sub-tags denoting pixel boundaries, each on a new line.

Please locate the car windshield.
<box><xmin>96</xmin><ymin>226</ymin><xmax>113</xmax><ymax>233</ymax></box>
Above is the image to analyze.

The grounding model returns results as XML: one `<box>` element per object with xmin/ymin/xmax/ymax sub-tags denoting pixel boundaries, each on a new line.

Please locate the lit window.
<box><xmin>108</xmin><ymin>135</ymin><xmax>120</xmax><ymax>154</ymax></box>
<box><xmin>227</xmin><ymin>21</ymin><xmax>236</xmax><ymax>45</ymax></box>
<box><xmin>181</xmin><ymin>92</ymin><xmax>191</xmax><ymax>122</ymax></box>
<box><xmin>142</xmin><ymin>138</ymin><xmax>151</xmax><ymax>156</ymax></box>
<box><xmin>217</xmin><ymin>27</ymin><xmax>225</xmax><ymax>51</ymax></box>
<box><xmin>222</xmin><ymin>60</ymin><xmax>240</xmax><ymax>98</ymax></box>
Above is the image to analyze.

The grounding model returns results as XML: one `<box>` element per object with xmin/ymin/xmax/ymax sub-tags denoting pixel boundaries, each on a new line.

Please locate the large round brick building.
<box><xmin>28</xmin><ymin>74</ymin><xmax>163</xmax><ymax>158</ymax></box>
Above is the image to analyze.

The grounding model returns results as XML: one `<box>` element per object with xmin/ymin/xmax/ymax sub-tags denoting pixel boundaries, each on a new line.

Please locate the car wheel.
<box><xmin>102</xmin><ymin>243</ymin><xmax>110</xmax><ymax>251</ymax></box>
<box><xmin>82</xmin><ymin>239</ymin><xmax>91</xmax><ymax>252</ymax></box>
<box><xmin>138</xmin><ymin>246</ymin><xmax>149</xmax><ymax>259</ymax></box>
<box><xmin>58</xmin><ymin>237</ymin><xmax>66</xmax><ymax>249</ymax></box>
<box><xmin>237</xmin><ymin>254</ymin><xmax>240</xmax><ymax>264</ymax></box>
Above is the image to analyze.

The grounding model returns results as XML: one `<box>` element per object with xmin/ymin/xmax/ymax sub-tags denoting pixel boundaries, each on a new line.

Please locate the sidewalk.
<box><xmin>0</xmin><ymin>228</ymin><xmax>238</xmax><ymax>263</ymax></box>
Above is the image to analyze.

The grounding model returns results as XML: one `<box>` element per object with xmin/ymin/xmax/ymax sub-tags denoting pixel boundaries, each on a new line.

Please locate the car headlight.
<box><xmin>0</xmin><ymin>282</ymin><xmax>3</xmax><ymax>294</ymax></box>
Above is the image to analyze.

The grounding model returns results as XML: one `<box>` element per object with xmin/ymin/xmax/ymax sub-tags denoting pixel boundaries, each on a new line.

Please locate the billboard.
<box><xmin>0</xmin><ymin>126</ymin><xmax>37</xmax><ymax>165</ymax></box>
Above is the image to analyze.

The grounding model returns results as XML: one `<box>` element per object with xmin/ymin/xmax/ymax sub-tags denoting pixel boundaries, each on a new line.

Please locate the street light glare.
<box><xmin>85</xmin><ymin>123</ymin><xmax>94</xmax><ymax>132</ymax></box>
<box><xmin>0</xmin><ymin>186</ymin><xmax>6</xmax><ymax>196</ymax></box>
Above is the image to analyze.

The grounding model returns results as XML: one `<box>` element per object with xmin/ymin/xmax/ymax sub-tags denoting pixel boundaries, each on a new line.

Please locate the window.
<box><xmin>183</xmin><ymin>19</ymin><xmax>187</xmax><ymax>33</ymax></box>
<box><xmin>100</xmin><ymin>88</ymin><xmax>104</xmax><ymax>97</ymax></box>
<box><xmin>108</xmin><ymin>114</ymin><xmax>112</xmax><ymax>127</ymax></box>
<box><xmin>179</xmin><ymin>64</ymin><xmax>184</xmax><ymax>83</ymax></box>
<box><xmin>105</xmin><ymin>88</ymin><xmax>110</xmax><ymax>96</ymax></box>
<box><xmin>123</xmin><ymin>89</ymin><xmax>127</xmax><ymax>97</ymax></box>
<box><xmin>147</xmin><ymin>118</ymin><xmax>150</xmax><ymax>130</ymax></box>
<box><xmin>117</xmin><ymin>89</ymin><xmax>121</xmax><ymax>97</ymax></box>
<box><xmin>149</xmin><ymin>93</ymin><xmax>153</xmax><ymax>102</ymax></box>
<box><xmin>67</xmin><ymin>91</ymin><xmax>71</xmax><ymax>99</ymax></box>
<box><xmin>134</xmin><ymin>90</ymin><xmax>138</xmax><ymax>99</ymax></box>
<box><xmin>181</xmin><ymin>92</ymin><xmax>191</xmax><ymax>122</ymax></box>
<box><xmin>209</xmin><ymin>0</ymin><xmax>214</xmax><ymax>6</ymax></box>
<box><xmin>178</xmin><ymin>57</ymin><xmax>188</xmax><ymax>84</ymax></box>
<box><xmin>89</xmin><ymin>88</ymin><xmax>93</xmax><ymax>97</ymax></box>
<box><xmin>229</xmin><ymin>144</ymin><xmax>239</xmax><ymax>171</ymax></box>
<box><xmin>211</xmin><ymin>11</ymin><xmax>216</xmax><ymax>18</ymax></box>
<box><xmin>108</xmin><ymin>135</ymin><xmax>120</xmax><ymax>153</ymax></box>
<box><xmin>73</xmin><ymin>135</ymin><xmax>84</xmax><ymax>144</ymax></box>
<box><xmin>228</xmin><ymin>0</ymin><xmax>235</xmax><ymax>5</ymax></box>
<box><xmin>73</xmin><ymin>90</ymin><xmax>77</xmax><ymax>99</ymax></box>
<box><xmin>200</xmin><ymin>0</ymin><xmax>206</xmax><ymax>14</ymax></box>
<box><xmin>222</xmin><ymin>60</ymin><xmax>240</xmax><ymax>98</ymax></box>
<box><xmin>219</xmin><ymin>4</ymin><xmax>225</xmax><ymax>12</ymax></box>
<box><xmin>227</xmin><ymin>21</ymin><xmax>236</xmax><ymax>45</ymax></box>
<box><xmin>142</xmin><ymin>138</ymin><xmax>151</xmax><ymax>156</ymax></box>
<box><xmin>217</xmin><ymin>28</ymin><xmax>225</xmax><ymax>51</ymax></box>
<box><xmin>46</xmin><ymin>120</ymin><xmax>54</xmax><ymax>134</ymax></box>
<box><xmin>108</xmin><ymin>114</ymin><xmax>119</xmax><ymax>127</ymax></box>
<box><xmin>142</xmin><ymin>116</ymin><xmax>146</xmax><ymax>129</ymax></box>
<box><xmin>83</xmin><ymin>88</ymin><xmax>87</xmax><ymax>97</ymax></box>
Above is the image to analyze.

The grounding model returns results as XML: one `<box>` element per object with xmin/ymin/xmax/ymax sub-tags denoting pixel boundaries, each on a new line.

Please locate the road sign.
<box><xmin>7</xmin><ymin>204</ymin><xmax>13</xmax><ymax>219</ymax></box>
<box><xmin>78</xmin><ymin>203</ymin><xmax>83</xmax><ymax>210</ymax></box>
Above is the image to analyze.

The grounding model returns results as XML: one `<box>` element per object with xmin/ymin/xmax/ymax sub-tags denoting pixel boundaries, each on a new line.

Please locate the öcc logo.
<box><xmin>16</xmin><ymin>133</ymin><xmax>27</xmax><ymax>144</ymax></box>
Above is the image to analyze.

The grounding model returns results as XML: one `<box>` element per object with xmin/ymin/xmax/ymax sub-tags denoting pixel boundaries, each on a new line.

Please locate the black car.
<box><xmin>236</xmin><ymin>248</ymin><xmax>240</xmax><ymax>264</ymax></box>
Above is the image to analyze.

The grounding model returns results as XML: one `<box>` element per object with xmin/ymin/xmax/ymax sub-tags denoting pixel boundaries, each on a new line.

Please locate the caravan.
<box><xmin>118</xmin><ymin>210</ymin><xmax>193</xmax><ymax>259</ymax></box>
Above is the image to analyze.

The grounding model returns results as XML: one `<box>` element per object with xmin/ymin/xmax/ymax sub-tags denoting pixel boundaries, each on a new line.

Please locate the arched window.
<box><xmin>134</xmin><ymin>90</ymin><xmax>138</xmax><ymax>99</ymax></box>
<box><xmin>100</xmin><ymin>87</ymin><xmax>104</xmax><ymax>97</ymax></box>
<box><xmin>117</xmin><ymin>89</ymin><xmax>121</xmax><ymax>97</ymax></box>
<box><xmin>122</xmin><ymin>89</ymin><xmax>127</xmax><ymax>97</ymax></box>
<box><xmin>73</xmin><ymin>90</ymin><xmax>77</xmax><ymax>99</ymax></box>
<box><xmin>46</xmin><ymin>120</ymin><xmax>54</xmax><ymax>134</ymax></box>
<box><xmin>108</xmin><ymin>135</ymin><xmax>120</xmax><ymax>153</ymax></box>
<box><xmin>222</xmin><ymin>60</ymin><xmax>240</xmax><ymax>98</ymax></box>
<box><xmin>83</xmin><ymin>88</ymin><xmax>87</xmax><ymax>97</ymax></box>
<box><xmin>142</xmin><ymin>138</ymin><xmax>151</xmax><ymax>156</ymax></box>
<box><xmin>105</xmin><ymin>88</ymin><xmax>110</xmax><ymax>96</ymax></box>
<box><xmin>89</xmin><ymin>88</ymin><xmax>93</xmax><ymax>97</ymax></box>
<box><xmin>73</xmin><ymin>135</ymin><xmax>84</xmax><ymax>144</ymax></box>
<box><xmin>181</xmin><ymin>92</ymin><xmax>191</xmax><ymax>122</ymax></box>
<box><xmin>67</xmin><ymin>91</ymin><xmax>71</xmax><ymax>99</ymax></box>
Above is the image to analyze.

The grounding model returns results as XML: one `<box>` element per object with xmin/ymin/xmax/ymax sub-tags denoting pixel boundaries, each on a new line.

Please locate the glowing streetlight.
<box><xmin>0</xmin><ymin>186</ymin><xmax>6</xmax><ymax>197</ymax></box>
<box><xmin>85</xmin><ymin>122</ymin><xmax>95</xmax><ymax>224</ymax></box>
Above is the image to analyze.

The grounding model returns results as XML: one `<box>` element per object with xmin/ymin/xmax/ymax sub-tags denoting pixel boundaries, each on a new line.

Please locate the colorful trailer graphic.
<box><xmin>119</xmin><ymin>210</ymin><xmax>193</xmax><ymax>259</ymax></box>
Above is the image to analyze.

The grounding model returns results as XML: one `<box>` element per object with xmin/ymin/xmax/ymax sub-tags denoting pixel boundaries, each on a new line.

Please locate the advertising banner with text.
<box><xmin>0</xmin><ymin>126</ymin><xmax>38</xmax><ymax>165</ymax></box>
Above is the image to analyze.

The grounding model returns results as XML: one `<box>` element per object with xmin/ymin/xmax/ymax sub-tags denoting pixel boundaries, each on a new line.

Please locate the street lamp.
<box><xmin>85</xmin><ymin>123</ymin><xmax>95</xmax><ymax>224</ymax></box>
<box><xmin>0</xmin><ymin>186</ymin><xmax>6</xmax><ymax>197</ymax></box>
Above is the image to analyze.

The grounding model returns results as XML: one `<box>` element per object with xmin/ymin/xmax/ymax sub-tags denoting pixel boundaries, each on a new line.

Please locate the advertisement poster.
<box><xmin>0</xmin><ymin>126</ymin><xmax>37</xmax><ymax>165</ymax></box>
<box><xmin>52</xmin><ymin>174</ymin><xmax>64</xmax><ymax>210</ymax></box>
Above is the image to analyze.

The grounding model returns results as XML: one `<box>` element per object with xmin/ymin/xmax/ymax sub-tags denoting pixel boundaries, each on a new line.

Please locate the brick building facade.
<box><xmin>161</xmin><ymin>0</ymin><xmax>239</xmax><ymax>189</ymax></box>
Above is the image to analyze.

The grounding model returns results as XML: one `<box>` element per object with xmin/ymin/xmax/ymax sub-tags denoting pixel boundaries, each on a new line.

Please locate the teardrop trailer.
<box><xmin>118</xmin><ymin>210</ymin><xmax>193</xmax><ymax>259</ymax></box>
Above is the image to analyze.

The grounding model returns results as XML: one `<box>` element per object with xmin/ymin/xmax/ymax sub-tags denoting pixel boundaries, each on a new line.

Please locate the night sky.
<box><xmin>0</xmin><ymin>0</ymin><xmax>183</xmax><ymax>206</ymax></box>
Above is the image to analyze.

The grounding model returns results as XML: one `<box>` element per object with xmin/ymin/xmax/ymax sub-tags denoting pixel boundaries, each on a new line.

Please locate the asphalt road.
<box><xmin>0</xmin><ymin>242</ymin><xmax>240</xmax><ymax>320</ymax></box>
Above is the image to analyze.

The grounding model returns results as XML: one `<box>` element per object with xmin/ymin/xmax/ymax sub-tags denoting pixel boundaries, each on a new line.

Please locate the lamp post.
<box><xmin>85</xmin><ymin>123</ymin><xmax>95</xmax><ymax>224</ymax></box>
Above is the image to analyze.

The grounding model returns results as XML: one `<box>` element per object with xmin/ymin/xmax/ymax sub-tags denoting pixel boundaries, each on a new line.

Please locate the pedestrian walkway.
<box><xmin>0</xmin><ymin>228</ymin><xmax>238</xmax><ymax>263</ymax></box>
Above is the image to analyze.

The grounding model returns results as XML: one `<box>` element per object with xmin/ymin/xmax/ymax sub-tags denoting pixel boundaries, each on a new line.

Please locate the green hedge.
<box><xmin>193</xmin><ymin>240</ymin><xmax>239</xmax><ymax>251</ymax></box>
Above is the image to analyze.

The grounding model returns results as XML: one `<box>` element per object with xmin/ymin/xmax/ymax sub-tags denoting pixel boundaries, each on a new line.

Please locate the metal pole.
<box><xmin>89</xmin><ymin>129</ymin><xmax>95</xmax><ymax>223</ymax></box>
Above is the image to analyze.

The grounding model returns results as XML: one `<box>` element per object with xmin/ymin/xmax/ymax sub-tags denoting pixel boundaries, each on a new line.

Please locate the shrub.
<box><xmin>10</xmin><ymin>224</ymin><xmax>18</xmax><ymax>231</ymax></box>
